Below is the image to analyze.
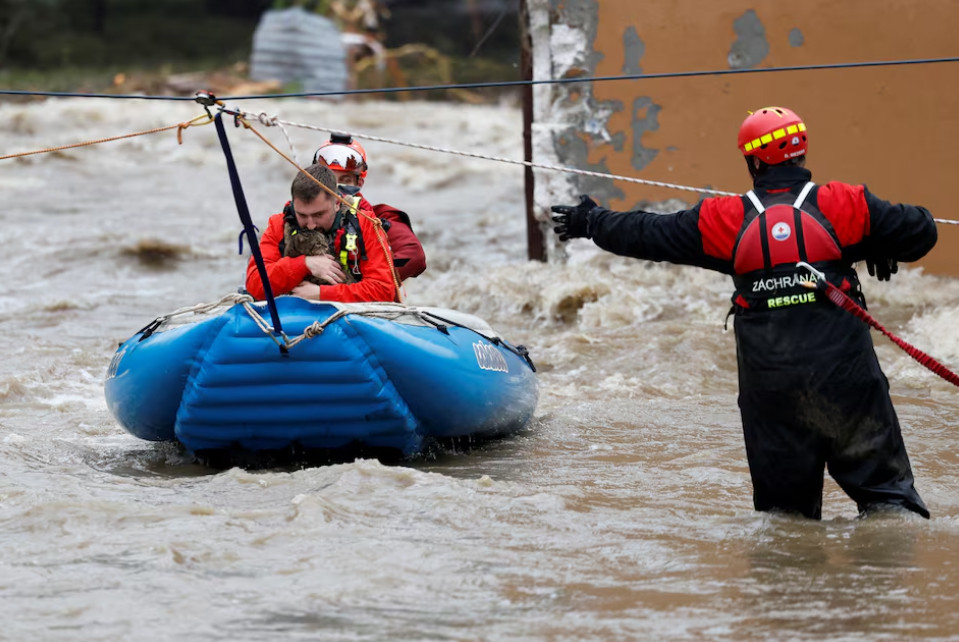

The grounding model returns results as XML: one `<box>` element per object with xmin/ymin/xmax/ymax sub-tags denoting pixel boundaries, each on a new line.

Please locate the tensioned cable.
<box><xmin>227</xmin><ymin>105</ymin><xmax>728</xmax><ymax>198</ymax></box>
<box><xmin>0</xmin><ymin>90</ymin><xmax>194</xmax><ymax>100</ymax></box>
<box><xmin>224</xmin><ymin>55</ymin><xmax>959</xmax><ymax>100</ymax></box>
<box><xmin>227</xmin><ymin>105</ymin><xmax>959</xmax><ymax>225</ymax></box>
<box><xmin>1</xmin><ymin>55</ymin><xmax>957</xmax><ymax>101</ymax></box>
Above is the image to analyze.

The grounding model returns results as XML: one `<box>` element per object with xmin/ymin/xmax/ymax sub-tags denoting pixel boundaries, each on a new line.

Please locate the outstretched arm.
<box><xmin>551</xmin><ymin>194</ymin><xmax>730</xmax><ymax>271</ymax></box>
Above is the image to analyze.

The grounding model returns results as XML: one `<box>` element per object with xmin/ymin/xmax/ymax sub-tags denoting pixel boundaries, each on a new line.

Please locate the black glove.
<box><xmin>550</xmin><ymin>194</ymin><xmax>597</xmax><ymax>241</ymax></box>
<box><xmin>865</xmin><ymin>257</ymin><xmax>899</xmax><ymax>282</ymax></box>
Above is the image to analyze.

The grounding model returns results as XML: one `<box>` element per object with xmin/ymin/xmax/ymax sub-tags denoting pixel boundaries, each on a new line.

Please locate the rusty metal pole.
<box><xmin>520</xmin><ymin>0</ymin><xmax>545</xmax><ymax>262</ymax></box>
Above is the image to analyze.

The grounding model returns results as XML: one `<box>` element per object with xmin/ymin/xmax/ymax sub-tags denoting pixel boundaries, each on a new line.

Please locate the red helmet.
<box><xmin>738</xmin><ymin>106</ymin><xmax>807</xmax><ymax>165</ymax></box>
<box><xmin>313</xmin><ymin>133</ymin><xmax>368</xmax><ymax>179</ymax></box>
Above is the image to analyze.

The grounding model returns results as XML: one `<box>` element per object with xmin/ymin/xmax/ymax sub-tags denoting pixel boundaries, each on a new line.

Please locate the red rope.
<box><xmin>821</xmin><ymin>283</ymin><xmax>959</xmax><ymax>387</ymax></box>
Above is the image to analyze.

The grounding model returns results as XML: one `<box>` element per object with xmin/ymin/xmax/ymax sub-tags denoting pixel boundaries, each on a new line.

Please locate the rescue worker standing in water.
<box><xmin>550</xmin><ymin>106</ymin><xmax>938</xmax><ymax>519</ymax></box>
<box><xmin>245</xmin><ymin>164</ymin><xmax>398</xmax><ymax>303</ymax></box>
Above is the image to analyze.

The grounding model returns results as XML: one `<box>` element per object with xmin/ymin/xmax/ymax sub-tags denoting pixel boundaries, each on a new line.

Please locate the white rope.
<box><xmin>158</xmin><ymin>292</ymin><xmax>254</xmax><ymax>321</ymax></box>
<box><xmin>236</xmin><ymin>303</ymin><xmax>358</xmax><ymax>350</ymax></box>
<box><xmin>234</xmin><ymin>302</ymin><xmax>494</xmax><ymax>350</ymax></box>
<box><xmin>150</xmin><ymin>294</ymin><xmax>524</xmax><ymax>360</ymax></box>
<box><xmin>239</xmin><ymin>299</ymin><xmax>282</xmax><ymax>337</ymax></box>
<box><xmin>236</xmin><ymin>109</ymin><xmax>734</xmax><ymax>197</ymax></box>
<box><xmin>155</xmin><ymin>293</ymin><xmax>443</xmax><ymax>352</ymax></box>
<box><xmin>240</xmin><ymin>108</ymin><xmax>959</xmax><ymax>225</ymax></box>
<box><xmin>252</xmin><ymin>111</ymin><xmax>301</xmax><ymax>166</ymax></box>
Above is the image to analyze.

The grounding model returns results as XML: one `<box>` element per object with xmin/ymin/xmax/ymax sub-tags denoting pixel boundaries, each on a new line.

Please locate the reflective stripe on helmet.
<box><xmin>738</xmin><ymin>106</ymin><xmax>808</xmax><ymax>164</ymax></box>
<box><xmin>742</xmin><ymin>122</ymin><xmax>806</xmax><ymax>153</ymax></box>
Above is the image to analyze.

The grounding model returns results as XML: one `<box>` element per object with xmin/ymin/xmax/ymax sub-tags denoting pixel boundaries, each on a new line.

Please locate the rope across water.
<box><xmin>1</xmin><ymin>99</ymin><xmax>955</xmax><ymax>226</ymax></box>
<box><xmin>229</xmin><ymin>106</ymin><xmax>959</xmax><ymax>225</ymax></box>
<box><xmin>229</xmin><ymin>107</ymin><xmax>735</xmax><ymax>199</ymax></box>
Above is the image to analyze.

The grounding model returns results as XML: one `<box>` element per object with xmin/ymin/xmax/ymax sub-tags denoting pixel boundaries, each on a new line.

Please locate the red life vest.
<box><xmin>733</xmin><ymin>182</ymin><xmax>841</xmax><ymax>275</ymax></box>
<box><xmin>731</xmin><ymin>182</ymin><xmax>854</xmax><ymax>311</ymax></box>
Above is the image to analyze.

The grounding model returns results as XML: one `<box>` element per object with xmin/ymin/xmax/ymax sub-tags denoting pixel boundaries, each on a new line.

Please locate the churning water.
<box><xmin>2</xmin><ymin>98</ymin><xmax>959</xmax><ymax>641</ymax></box>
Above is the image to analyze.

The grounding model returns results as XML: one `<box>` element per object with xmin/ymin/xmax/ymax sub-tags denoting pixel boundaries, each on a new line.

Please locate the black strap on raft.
<box><xmin>420</xmin><ymin>311</ymin><xmax>537</xmax><ymax>372</ymax></box>
<box><xmin>212</xmin><ymin>110</ymin><xmax>286</xmax><ymax>349</ymax></box>
<box><xmin>797</xmin><ymin>261</ymin><xmax>959</xmax><ymax>387</ymax></box>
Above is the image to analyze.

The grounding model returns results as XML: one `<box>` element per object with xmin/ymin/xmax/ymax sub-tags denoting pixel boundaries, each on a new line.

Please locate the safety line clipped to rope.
<box><xmin>797</xmin><ymin>262</ymin><xmax>959</xmax><ymax>387</ymax></box>
<box><xmin>0</xmin><ymin>113</ymin><xmax>213</xmax><ymax>162</ymax></box>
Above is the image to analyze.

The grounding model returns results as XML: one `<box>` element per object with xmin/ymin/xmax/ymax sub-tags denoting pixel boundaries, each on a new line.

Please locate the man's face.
<box><xmin>293</xmin><ymin>193</ymin><xmax>337</xmax><ymax>231</ymax></box>
<box><xmin>331</xmin><ymin>169</ymin><xmax>363</xmax><ymax>188</ymax></box>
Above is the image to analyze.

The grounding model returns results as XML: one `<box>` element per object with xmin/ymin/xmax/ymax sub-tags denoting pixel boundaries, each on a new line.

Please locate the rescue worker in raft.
<box><xmin>245</xmin><ymin>163</ymin><xmax>398</xmax><ymax>303</ymax></box>
<box><xmin>550</xmin><ymin>106</ymin><xmax>938</xmax><ymax>520</ymax></box>
<box><xmin>313</xmin><ymin>132</ymin><xmax>427</xmax><ymax>282</ymax></box>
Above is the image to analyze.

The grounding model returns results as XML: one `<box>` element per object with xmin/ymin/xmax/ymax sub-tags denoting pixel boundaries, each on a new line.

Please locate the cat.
<box><xmin>282</xmin><ymin>222</ymin><xmax>357</xmax><ymax>285</ymax></box>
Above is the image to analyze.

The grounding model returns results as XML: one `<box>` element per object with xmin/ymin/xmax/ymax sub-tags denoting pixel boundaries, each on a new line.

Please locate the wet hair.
<box><xmin>291</xmin><ymin>164</ymin><xmax>338</xmax><ymax>202</ymax></box>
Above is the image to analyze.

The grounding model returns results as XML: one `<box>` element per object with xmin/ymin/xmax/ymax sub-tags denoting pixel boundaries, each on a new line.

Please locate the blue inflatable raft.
<box><xmin>105</xmin><ymin>295</ymin><xmax>538</xmax><ymax>457</ymax></box>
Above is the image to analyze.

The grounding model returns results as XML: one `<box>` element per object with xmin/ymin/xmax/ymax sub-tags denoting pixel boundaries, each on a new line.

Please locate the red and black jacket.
<box><xmin>245</xmin><ymin>201</ymin><xmax>397</xmax><ymax>303</ymax></box>
<box><xmin>371</xmin><ymin>203</ymin><xmax>427</xmax><ymax>281</ymax></box>
<box><xmin>585</xmin><ymin>165</ymin><xmax>937</xmax><ymax>310</ymax></box>
<box><xmin>323</xmin><ymin>194</ymin><xmax>426</xmax><ymax>281</ymax></box>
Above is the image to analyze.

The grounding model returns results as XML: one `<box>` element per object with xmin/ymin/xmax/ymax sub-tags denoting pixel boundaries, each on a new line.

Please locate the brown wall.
<box><xmin>572</xmin><ymin>0</ymin><xmax>958</xmax><ymax>274</ymax></box>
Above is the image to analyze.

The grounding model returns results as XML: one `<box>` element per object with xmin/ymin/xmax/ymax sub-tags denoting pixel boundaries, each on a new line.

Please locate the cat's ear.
<box><xmin>283</xmin><ymin>201</ymin><xmax>296</xmax><ymax>224</ymax></box>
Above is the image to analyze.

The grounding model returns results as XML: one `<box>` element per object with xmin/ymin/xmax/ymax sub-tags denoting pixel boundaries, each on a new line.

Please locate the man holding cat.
<box><xmin>244</xmin><ymin>164</ymin><xmax>398</xmax><ymax>303</ymax></box>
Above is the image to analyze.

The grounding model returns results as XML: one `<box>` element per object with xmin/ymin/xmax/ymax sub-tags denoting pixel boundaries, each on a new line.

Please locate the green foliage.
<box><xmin>0</xmin><ymin>0</ymin><xmax>522</xmax><ymax>102</ymax></box>
<box><xmin>0</xmin><ymin>0</ymin><xmax>257</xmax><ymax>70</ymax></box>
<box><xmin>271</xmin><ymin>0</ymin><xmax>332</xmax><ymax>12</ymax></box>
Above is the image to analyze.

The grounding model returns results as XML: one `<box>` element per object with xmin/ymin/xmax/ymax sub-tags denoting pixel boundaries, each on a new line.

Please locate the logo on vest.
<box><xmin>771</xmin><ymin>222</ymin><xmax>791</xmax><ymax>241</ymax></box>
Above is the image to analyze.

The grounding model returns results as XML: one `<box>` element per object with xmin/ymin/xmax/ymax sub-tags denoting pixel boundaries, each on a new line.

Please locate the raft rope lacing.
<box><xmin>145</xmin><ymin>291</ymin><xmax>533</xmax><ymax>367</ymax></box>
<box><xmin>146</xmin><ymin>292</ymin><xmax>373</xmax><ymax>349</ymax></box>
<box><xmin>153</xmin><ymin>291</ymin><xmax>254</xmax><ymax>321</ymax></box>
<box><xmin>144</xmin><ymin>292</ymin><xmax>365</xmax><ymax>349</ymax></box>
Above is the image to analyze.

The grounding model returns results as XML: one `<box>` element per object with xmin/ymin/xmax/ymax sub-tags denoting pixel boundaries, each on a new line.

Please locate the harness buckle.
<box><xmin>345</xmin><ymin>232</ymin><xmax>358</xmax><ymax>253</ymax></box>
<box><xmin>796</xmin><ymin>261</ymin><xmax>825</xmax><ymax>289</ymax></box>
